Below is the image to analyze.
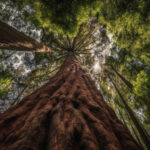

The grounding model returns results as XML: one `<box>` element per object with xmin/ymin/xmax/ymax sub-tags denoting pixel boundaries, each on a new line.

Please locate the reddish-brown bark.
<box><xmin>0</xmin><ymin>54</ymin><xmax>142</xmax><ymax>150</ymax></box>
<box><xmin>0</xmin><ymin>21</ymin><xmax>52</xmax><ymax>52</ymax></box>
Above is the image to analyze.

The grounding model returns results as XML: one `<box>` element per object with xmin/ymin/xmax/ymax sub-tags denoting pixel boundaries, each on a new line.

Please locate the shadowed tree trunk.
<box><xmin>117</xmin><ymin>107</ymin><xmax>143</xmax><ymax>147</ymax></box>
<box><xmin>111</xmin><ymin>66</ymin><xmax>133</xmax><ymax>89</ymax></box>
<box><xmin>0</xmin><ymin>21</ymin><xmax>52</xmax><ymax>52</ymax></box>
<box><xmin>0</xmin><ymin>54</ymin><xmax>142</xmax><ymax>150</ymax></box>
<box><xmin>111</xmin><ymin>66</ymin><xmax>150</xmax><ymax>106</ymax></box>
<box><xmin>107</xmin><ymin>73</ymin><xmax>150</xmax><ymax>149</ymax></box>
<box><xmin>117</xmin><ymin>107</ymin><xmax>126</xmax><ymax>127</ymax></box>
<box><xmin>127</xmin><ymin>114</ymin><xmax>144</xmax><ymax>147</ymax></box>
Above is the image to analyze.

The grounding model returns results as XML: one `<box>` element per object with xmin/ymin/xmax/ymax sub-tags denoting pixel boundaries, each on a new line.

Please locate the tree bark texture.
<box><xmin>0</xmin><ymin>55</ymin><xmax>142</xmax><ymax>150</ymax></box>
<box><xmin>0</xmin><ymin>21</ymin><xmax>52</xmax><ymax>52</ymax></box>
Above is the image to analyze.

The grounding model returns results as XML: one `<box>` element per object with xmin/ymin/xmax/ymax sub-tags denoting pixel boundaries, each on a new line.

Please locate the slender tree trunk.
<box><xmin>107</xmin><ymin>73</ymin><xmax>150</xmax><ymax>149</ymax></box>
<box><xmin>0</xmin><ymin>55</ymin><xmax>142</xmax><ymax>150</ymax></box>
<box><xmin>111</xmin><ymin>66</ymin><xmax>150</xmax><ymax>106</ymax></box>
<box><xmin>0</xmin><ymin>21</ymin><xmax>52</xmax><ymax>52</ymax></box>
<box><xmin>111</xmin><ymin>66</ymin><xmax>133</xmax><ymax>89</ymax></box>
<box><xmin>117</xmin><ymin>107</ymin><xmax>126</xmax><ymax>126</ymax></box>
<box><xmin>129</xmin><ymin>117</ymin><xmax>144</xmax><ymax>147</ymax></box>
<box><xmin>117</xmin><ymin>107</ymin><xmax>143</xmax><ymax>147</ymax></box>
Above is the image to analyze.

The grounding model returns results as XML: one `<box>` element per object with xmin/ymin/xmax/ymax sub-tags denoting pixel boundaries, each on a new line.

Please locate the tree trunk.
<box><xmin>128</xmin><ymin>115</ymin><xmax>144</xmax><ymax>147</ymax></box>
<box><xmin>112</xmin><ymin>66</ymin><xmax>150</xmax><ymax>106</ymax></box>
<box><xmin>0</xmin><ymin>55</ymin><xmax>142</xmax><ymax>150</ymax></box>
<box><xmin>107</xmin><ymin>74</ymin><xmax>150</xmax><ymax>149</ymax></box>
<box><xmin>111</xmin><ymin>66</ymin><xmax>133</xmax><ymax>89</ymax></box>
<box><xmin>117</xmin><ymin>107</ymin><xmax>143</xmax><ymax>147</ymax></box>
<box><xmin>117</xmin><ymin>107</ymin><xmax>126</xmax><ymax>127</ymax></box>
<box><xmin>0</xmin><ymin>21</ymin><xmax>52</xmax><ymax>52</ymax></box>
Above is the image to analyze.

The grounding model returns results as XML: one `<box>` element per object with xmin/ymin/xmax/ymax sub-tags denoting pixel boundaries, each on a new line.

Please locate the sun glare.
<box><xmin>93</xmin><ymin>61</ymin><xmax>101</xmax><ymax>73</ymax></box>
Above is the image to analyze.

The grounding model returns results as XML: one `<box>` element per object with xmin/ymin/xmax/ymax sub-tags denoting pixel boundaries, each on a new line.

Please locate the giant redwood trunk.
<box><xmin>0</xmin><ymin>54</ymin><xmax>143</xmax><ymax>150</ymax></box>
<box><xmin>0</xmin><ymin>21</ymin><xmax>52</xmax><ymax>52</ymax></box>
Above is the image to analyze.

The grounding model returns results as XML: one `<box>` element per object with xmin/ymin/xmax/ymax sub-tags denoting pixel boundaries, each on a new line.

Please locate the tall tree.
<box><xmin>0</xmin><ymin>21</ymin><xmax>52</xmax><ymax>52</ymax></box>
<box><xmin>112</xmin><ymin>67</ymin><xmax>150</xmax><ymax>106</ymax></box>
<box><xmin>107</xmin><ymin>73</ymin><xmax>150</xmax><ymax>149</ymax></box>
<box><xmin>106</xmin><ymin>55</ymin><xmax>150</xmax><ymax>106</ymax></box>
<box><xmin>117</xmin><ymin>104</ymin><xmax>143</xmax><ymax>147</ymax></box>
<box><xmin>0</xmin><ymin>53</ymin><xmax>142</xmax><ymax>150</ymax></box>
<box><xmin>111</xmin><ymin>65</ymin><xmax>133</xmax><ymax>89</ymax></box>
<box><xmin>0</xmin><ymin>1</ymin><xmax>148</xmax><ymax>147</ymax></box>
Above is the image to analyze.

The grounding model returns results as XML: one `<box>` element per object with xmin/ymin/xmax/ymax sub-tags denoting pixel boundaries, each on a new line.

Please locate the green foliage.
<box><xmin>35</xmin><ymin>53</ymin><xmax>53</xmax><ymax>63</ymax></box>
<box><xmin>98</xmin><ymin>0</ymin><xmax>150</xmax><ymax>67</ymax></box>
<box><xmin>102</xmin><ymin>42</ymin><xmax>150</xmax><ymax>135</ymax></box>
<box><xmin>98</xmin><ymin>0</ymin><xmax>150</xmax><ymax>63</ymax></box>
<box><xmin>33</xmin><ymin>0</ymin><xmax>101</xmax><ymax>35</ymax></box>
<box><xmin>133</xmin><ymin>71</ymin><xmax>150</xmax><ymax>101</ymax></box>
<box><xmin>1</xmin><ymin>0</ymin><xmax>149</xmax><ymax>56</ymax></box>
<box><xmin>2</xmin><ymin>0</ymin><xmax>100</xmax><ymax>35</ymax></box>
<box><xmin>0</xmin><ymin>50</ymin><xmax>4</xmax><ymax>59</ymax></box>
<box><xmin>0</xmin><ymin>68</ymin><xmax>11</xmax><ymax>98</ymax></box>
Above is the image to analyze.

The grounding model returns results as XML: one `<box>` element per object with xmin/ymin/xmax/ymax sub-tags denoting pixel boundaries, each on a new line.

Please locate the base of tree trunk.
<box><xmin>0</xmin><ymin>55</ymin><xmax>142</xmax><ymax>150</ymax></box>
